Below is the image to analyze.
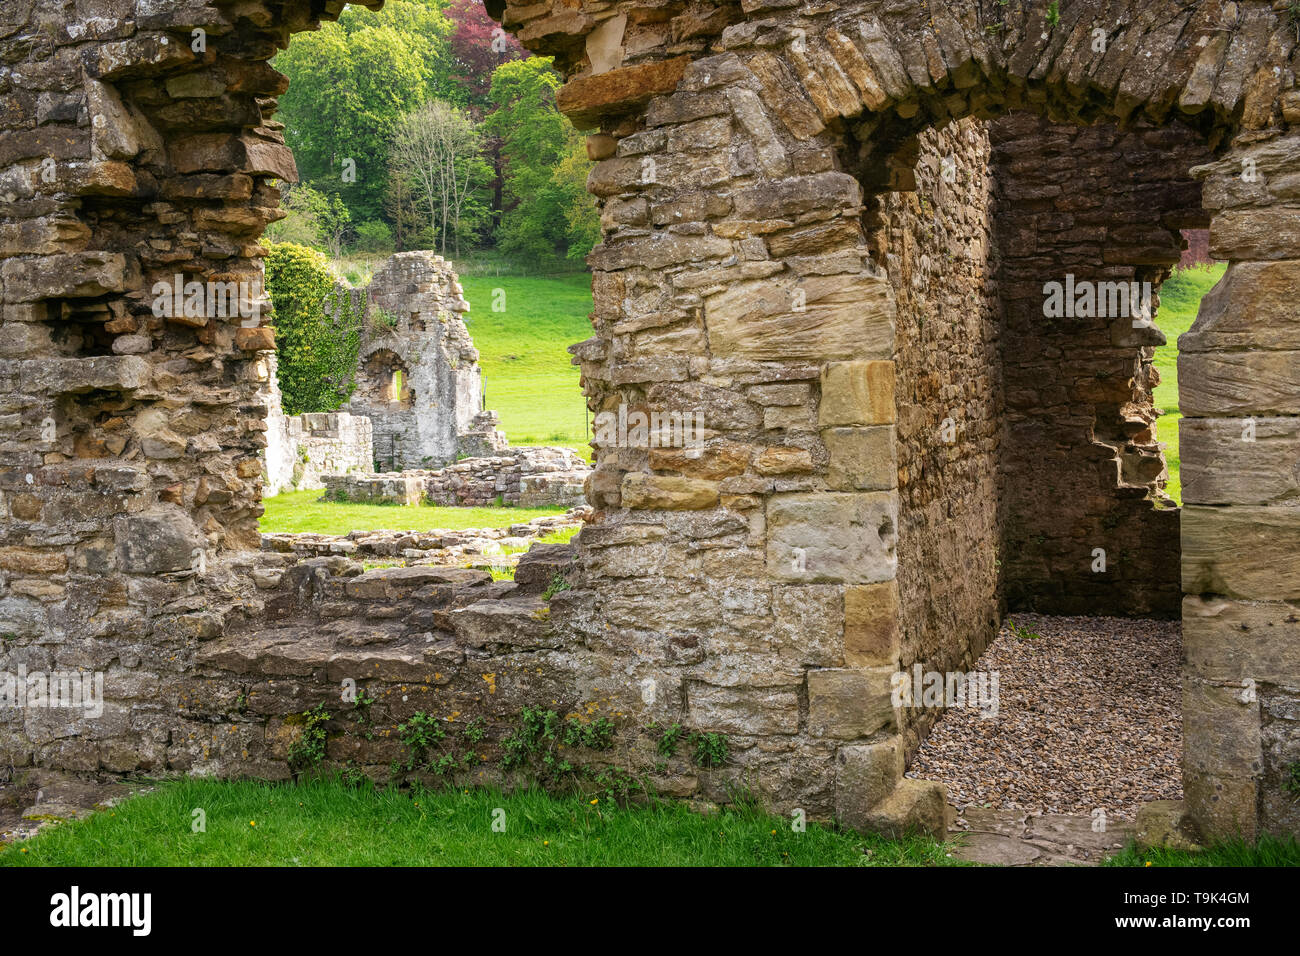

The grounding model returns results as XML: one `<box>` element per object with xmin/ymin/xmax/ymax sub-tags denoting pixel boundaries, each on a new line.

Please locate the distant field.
<box><xmin>459</xmin><ymin>273</ymin><xmax>593</xmax><ymax>456</ymax></box>
<box><xmin>1152</xmin><ymin>263</ymin><xmax>1227</xmax><ymax>504</ymax></box>
<box><xmin>261</xmin><ymin>490</ymin><xmax>567</xmax><ymax>535</ymax></box>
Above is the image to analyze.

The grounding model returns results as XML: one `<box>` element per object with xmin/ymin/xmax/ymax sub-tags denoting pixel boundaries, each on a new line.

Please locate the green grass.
<box><xmin>1153</xmin><ymin>263</ymin><xmax>1227</xmax><ymax>504</ymax></box>
<box><xmin>460</xmin><ymin>274</ymin><xmax>593</xmax><ymax>456</ymax></box>
<box><xmin>1104</xmin><ymin>835</ymin><xmax>1300</xmax><ymax>867</ymax></box>
<box><xmin>260</xmin><ymin>489</ymin><xmax>568</xmax><ymax>535</ymax></box>
<box><xmin>0</xmin><ymin>778</ymin><xmax>963</xmax><ymax>867</ymax></box>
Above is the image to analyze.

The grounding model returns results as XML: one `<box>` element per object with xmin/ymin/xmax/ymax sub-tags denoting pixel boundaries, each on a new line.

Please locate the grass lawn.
<box><xmin>260</xmin><ymin>489</ymin><xmax>568</xmax><ymax>535</ymax></box>
<box><xmin>1104</xmin><ymin>836</ymin><xmax>1300</xmax><ymax>867</ymax></box>
<box><xmin>0</xmin><ymin>778</ymin><xmax>962</xmax><ymax>867</ymax></box>
<box><xmin>1153</xmin><ymin>263</ymin><xmax>1227</xmax><ymax>504</ymax></box>
<box><xmin>460</xmin><ymin>273</ymin><xmax>593</xmax><ymax>456</ymax></box>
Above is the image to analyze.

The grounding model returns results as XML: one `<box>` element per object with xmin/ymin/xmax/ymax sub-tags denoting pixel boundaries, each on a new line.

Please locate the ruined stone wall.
<box><xmin>868</xmin><ymin>120</ymin><xmax>1004</xmax><ymax>757</ymax></box>
<box><xmin>991</xmin><ymin>114</ymin><xmax>1212</xmax><ymax>619</ymax></box>
<box><xmin>350</xmin><ymin>252</ymin><xmax>482</xmax><ymax>471</ymax></box>
<box><xmin>3</xmin><ymin>0</ymin><xmax>1299</xmax><ymax>844</ymax></box>
<box><xmin>259</xmin><ymin>351</ymin><xmax>373</xmax><ymax>496</ymax></box>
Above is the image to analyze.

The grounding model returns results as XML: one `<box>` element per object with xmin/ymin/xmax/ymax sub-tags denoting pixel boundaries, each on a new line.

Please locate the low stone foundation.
<box><xmin>321</xmin><ymin>448</ymin><xmax>592</xmax><ymax>509</ymax></box>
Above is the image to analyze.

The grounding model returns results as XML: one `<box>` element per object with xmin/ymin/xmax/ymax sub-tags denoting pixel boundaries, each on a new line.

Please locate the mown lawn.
<box><xmin>1153</xmin><ymin>263</ymin><xmax>1227</xmax><ymax>504</ymax></box>
<box><xmin>260</xmin><ymin>489</ymin><xmax>568</xmax><ymax>535</ymax></box>
<box><xmin>1105</xmin><ymin>836</ymin><xmax>1300</xmax><ymax>867</ymax></box>
<box><xmin>0</xmin><ymin>778</ymin><xmax>962</xmax><ymax>868</ymax></box>
<box><xmin>460</xmin><ymin>273</ymin><xmax>593</xmax><ymax>456</ymax></box>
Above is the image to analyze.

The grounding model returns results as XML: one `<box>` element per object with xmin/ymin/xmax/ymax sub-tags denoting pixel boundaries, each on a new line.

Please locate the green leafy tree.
<box><xmin>275</xmin><ymin>22</ymin><xmax>428</xmax><ymax>222</ymax></box>
<box><xmin>486</xmin><ymin>57</ymin><xmax>578</xmax><ymax>260</ymax></box>
<box><xmin>551</xmin><ymin>125</ymin><xmax>600</xmax><ymax>260</ymax></box>
<box><xmin>265</xmin><ymin>243</ymin><xmax>362</xmax><ymax>415</ymax></box>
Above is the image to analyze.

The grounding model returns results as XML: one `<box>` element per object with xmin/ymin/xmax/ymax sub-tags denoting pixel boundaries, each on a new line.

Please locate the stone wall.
<box><xmin>868</xmin><ymin>120</ymin><xmax>1004</xmax><ymax>758</ymax></box>
<box><xmin>320</xmin><ymin>446</ymin><xmax>592</xmax><ymax>509</ymax></box>
<box><xmin>350</xmin><ymin>252</ymin><xmax>483</xmax><ymax>471</ymax></box>
<box><xmin>2</xmin><ymin>0</ymin><xmax>1299</xmax><ymax>844</ymax></box>
<box><xmin>991</xmin><ymin>113</ymin><xmax>1210</xmax><ymax>619</ymax></box>
<box><xmin>260</xmin><ymin>352</ymin><xmax>373</xmax><ymax>496</ymax></box>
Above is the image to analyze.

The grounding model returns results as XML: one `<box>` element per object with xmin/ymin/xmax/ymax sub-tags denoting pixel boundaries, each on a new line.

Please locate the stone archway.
<box><xmin>1</xmin><ymin>0</ymin><xmax>1296</xmax><ymax>845</ymax></box>
<box><xmin>517</xmin><ymin>0</ymin><xmax>1300</xmax><ymax>841</ymax></box>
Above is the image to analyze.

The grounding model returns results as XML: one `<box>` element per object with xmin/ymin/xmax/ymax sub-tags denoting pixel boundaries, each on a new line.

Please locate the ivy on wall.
<box><xmin>265</xmin><ymin>241</ymin><xmax>365</xmax><ymax>415</ymax></box>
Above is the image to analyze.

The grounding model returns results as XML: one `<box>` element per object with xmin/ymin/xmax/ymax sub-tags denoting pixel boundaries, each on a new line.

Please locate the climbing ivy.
<box><xmin>264</xmin><ymin>241</ymin><xmax>363</xmax><ymax>415</ymax></box>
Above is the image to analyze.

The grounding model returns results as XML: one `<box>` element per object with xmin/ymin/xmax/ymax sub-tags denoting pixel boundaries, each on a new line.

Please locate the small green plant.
<box><xmin>397</xmin><ymin>711</ymin><xmax>446</xmax><ymax>771</ymax></box>
<box><xmin>656</xmin><ymin>722</ymin><xmax>685</xmax><ymax>759</ymax></box>
<box><xmin>1284</xmin><ymin>762</ymin><xmax>1300</xmax><ymax>799</ymax></box>
<box><xmin>1046</xmin><ymin>1</ymin><xmax>1060</xmax><ymax>28</ymax></box>
<box><xmin>1007</xmin><ymin>619</ymin><xmax>1042</xmax><ymax>641</ymax></box>
<box><xmin>287</xmin><ymin>704</ymin><xmax>331</xmax><ymax>773</ymax></box>
<box><xmin>542</xmin><ymin>573</ymin><xmax>571</xmax><ymax>600</ymax></box>
<box><xmin>1290</xmin><ymin>3</ymin><xmax>1300</xmax><ymax>42</ymax></box>
<box><xmin>500</xmin><ymin>707</ymin><xmax>615</xmax><ymax>784</ymax></box>
<box><xmin>689</xmin><ymin>731</ymin><xmax>730</xmax><ymax>769</ymax></box>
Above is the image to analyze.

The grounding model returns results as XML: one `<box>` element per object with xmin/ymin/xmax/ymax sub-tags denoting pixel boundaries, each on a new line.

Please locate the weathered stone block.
<box><xmin>1180</xmin><ymin>417</ymin><xmax>1300</xmax><ymax>505</ymax></box>
<box><xmin>857</xmin><ymin>777</ymin><xmax>947</xmax><ymax>838</ymax></box>
<box><xmin>1179</xmin><ymin>260</ymin><xmax>1300</xmax><ymax>353</ymax></box>
<box><xmin>114</xmin><ymin>512</ymin><xmax>201</xmax><ymax>574</ymax></box>
<box><xmin>1184</xmin><ymin>770</ymin><xmax>1258</xmax><ymax>843</ymax></box>
<box><xmin>621</xmin><ymin>472</ymin><xmax>719</xmax><ymax>510</ymax></box>
<box><xmin>819</xmin><ymin>361</ymin><xmax>895</xmax><ymax>426</ymax></box>
<box><xmin>1183</xmin><ymin>680</ymin><xmax>1262</xmax><ymax>778</ymax></box>
<box><xmin>835</xmin><ymin>736</ymin><xmax>905</xmax><ymax>828</ymax></box>
<box><xmin>1183</xmin><ymin>596</ymin><xmax>1300</xmax><ymax>685</ymax></box>
<box><xmin>807</xmin><ymin>667</ymin><xmax>895</xmax><ymax>738</ymax></box>
<box><xmin>1179</xmin><ymin>352</ymin><xmax>1300</xmax><ymax>417</ymax></box>
<box><xmin>1182</xmin><ymin>506</ymin><xmax>1300</xmax><ymax>600</ymax></box>
<box><xmin>823</xmin><ymin>425</ymin><xmax>896</xmax><ymax>490</ymax></box>
<box><xmin>704</xmin><ymin>272</ymin><xmax>894</xmax><ymax>361</ymax></box>
<box><xmin>771</xmin><ymin>584</ymin><xmax>843</xmax><ymax>665</ymax></box>
<box><xmin>686</xmin><ymin>684</ymin><xmax>800</xmax><ymax>735</ymax></box>
<box><xmin>844</xmin><ymin>580</ymin><xmax>901</xmax><ymax>667</ymax></box>
<box><xmin>767</xmin><ymin>491</ymin><xmax>897</xmax><ymax>583</ymax></box>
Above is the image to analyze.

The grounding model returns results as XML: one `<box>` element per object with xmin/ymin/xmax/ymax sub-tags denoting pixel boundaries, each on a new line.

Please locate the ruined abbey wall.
<box><xmin>2</xmin><ymin>0</ymin><xmax>1298</xmax><ymax>843</ymax></box>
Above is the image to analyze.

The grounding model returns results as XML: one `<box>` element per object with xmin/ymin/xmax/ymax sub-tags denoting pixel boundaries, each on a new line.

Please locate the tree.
<box><xmin>390</xmin><ymin>100</ymin><xmax>490</xmax><ymax>256</ymax></box>
<box><xmin>275</xmin><ymin>22</ymin><xmax>428</xmax><ymax>222</ymax></box>
<box><xmin>446</xmin><ymin>0</ymin><xmax>525</xmax><ymax>110</ymax></box>
<box><xmin>486</xmin><ymin>57</ymin><xmax>594</xmax><ymax>260</ymax></box>
<box><xmin>551</xmin><ymin>125</ymin><xmax>601</xmax><ymax>260</ymax></box>
<box><xmin>264</xmin><ymin>243</ymin><xmax>362</xmax><ymax>415</ymax></box>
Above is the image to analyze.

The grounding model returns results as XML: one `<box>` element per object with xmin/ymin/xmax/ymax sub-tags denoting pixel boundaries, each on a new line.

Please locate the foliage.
<box><xmin>541</xmin><ymin>573</ymin><xmax>571</xmax><ymax>601</ymax></box>
<box><xmin>390</xmin><ymin>99</ymin><xmax>492</xmax><ymax>256</ymax></box>
<box><xmin>446</xmin><ymin>0</ymin><xmax>525</xmax><ymax>108</ymax></box>
<box><xmin>655</xmin><ymin>722</ymin><xmax>685</xmax><ymax>759</ymax></box>
<box><xmin>264</xmin><ymin>242</ymin><xmax>362</xmax><ymax>415</ymax></box>
<box><xmin>487</xmin><ymin>58</ymin><xmax>597</xmax><ymax>261</ymax></box>
<box><xmin>275</xmin><ymin>21</ymin><xmax>430</xmax><ymax>222</ymax></box>
<box><xmin>500</xmin><ymin>707</ymin><xmax>614</xmax><ymax>783</ymax></box>
<box><xmin>287</xmin><ymin>705</ymin><xmax>331</xmax><ymax>773</ymax></box>
<box><xmin>0</xmin><ymin>778</ymin><xmax>968</xmax><ymax>867</ymax></box>
<box><xmin>353</xmin><ymin>219</ymin><xmax>395</xmax><ymax>254</ymax></box>
<box><xmin>688</xmin><ymin>731</ymin><xmax>730</xmax><ymax>769</ymax></box>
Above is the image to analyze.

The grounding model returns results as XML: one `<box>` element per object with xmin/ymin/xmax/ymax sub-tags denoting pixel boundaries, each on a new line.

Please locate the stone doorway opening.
<box><xmin>851</xmin><ymin>109</ymin><xmax>1221</xmax><ymax>833</ymax></box>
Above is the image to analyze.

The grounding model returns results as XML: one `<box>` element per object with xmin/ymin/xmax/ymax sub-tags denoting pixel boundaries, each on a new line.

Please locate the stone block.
<box><xmin>1179</xmin><ymin>352</ymin><xmax>1300</xmax><ymax>417</ymax></box>
<box><xmin>1183</xmin><ymin>596</ymin><xmax>1300</xmax><ymax>684</ymax></box>
<box><xmin>114</xmin><ymin>512</ymin><xmax>201</xmax><ymax>575</ymax></box>
<box><xmin>766</xmin><ymin>491</ymin><xmax>897</xmax><ymax>583</ymax></box>
<box><xmin>770</xmin><ymin>584</ymin><xmax>843</xmax><ymax>665</ymax></box>
<box><xmin>1182</xmin><ymin>506</ymin><xmax>1300</xmax><ymax>600</ymax></box>
<box><xmin>686</xmin><ymin>684</ymin><xmax>800</xmax><ymax>736</ymax></box>
<box><xmin>621</xmin><ymin>472</ymin><xmax>719</xmax><ymax>510</ymax></box>
<box><xmin>823</xmin><ymin>425</ymin><xmax>896</xmax><ymax>490</ymax></box>
<box><xmin>807</xmin><ymin>667</ymin><xmax>895</xmax><ymax>738</ymax></box>
<box><xmin>819</xmin><ymin>361</ymin><xmax>895</xmax><ymax>426</ymax></box>
<box><xmin>857</xmin><ymin>778</ymin><xmax>947</xmax><ymax>839</ymax></box>
<box><xmin>1183</xmin><ymin>680</ymin><xmax>1261</xmax><ymax>778</ymax></box>
<box><xmin>844</xmin><ymin>581</ymin><xmax>901</xmax><ymax>667</ymax></box>
<box><xmin>1179</xmin><ymin>417</ymin><xmax>1300</xmax><ymax>505</ymax></box>
<box><xmin>835</xmin><ymin>737</ymin><xmax>906</xmax><ymax>828</ymax></box>
<box><xmin>704</xmin><ymin>273</ymin><xmax>895</xmax><ymax>361</ymax></box>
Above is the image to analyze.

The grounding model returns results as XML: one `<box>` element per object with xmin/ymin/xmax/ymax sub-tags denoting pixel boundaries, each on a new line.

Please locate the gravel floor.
<box><xmin>907</xmin><ymin>613</ymin><xmax>1182</xmax><ymax>817</ymax></box>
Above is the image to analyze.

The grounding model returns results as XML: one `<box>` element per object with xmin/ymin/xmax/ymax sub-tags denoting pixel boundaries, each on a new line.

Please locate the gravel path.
<box><xmin>908</xmin><ymin>613</ymin><xmax>1182</xmax><ymax>818</ymax></box>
